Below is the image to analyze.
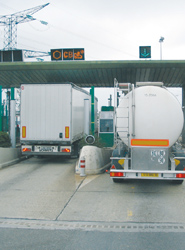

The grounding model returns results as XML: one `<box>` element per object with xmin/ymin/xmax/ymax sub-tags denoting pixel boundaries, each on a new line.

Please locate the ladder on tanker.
<box><xmin>114</xmin><ymin>79</ymin><xmax>135</xmax><ymax>146</ymax></box>
<box><xmin>114</xmin><ymin>79</ymin><xmax>134</xmax><ymax>148</ymax></box>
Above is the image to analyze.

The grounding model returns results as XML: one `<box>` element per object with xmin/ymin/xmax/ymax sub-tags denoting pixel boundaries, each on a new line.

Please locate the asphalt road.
<box><xmin>1</xmin><ymin>228</ymin><xmax>185</xmax><ymax>250</ymax></box>
<box><xmin>0</xmin><ymin>156</ymin><xmax>185</xmax><ymax>250</ymax></box>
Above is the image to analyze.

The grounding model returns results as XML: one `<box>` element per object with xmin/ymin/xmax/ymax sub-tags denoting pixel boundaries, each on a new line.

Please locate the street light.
<box><xmin>159</xmin><ymin>36</ymin><xmax>164</xmax><ymax>60</ymax></box>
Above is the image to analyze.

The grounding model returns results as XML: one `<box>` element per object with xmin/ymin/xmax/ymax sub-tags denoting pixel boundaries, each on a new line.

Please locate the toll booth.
<box><xmin>99</xmin><ymin>106</ymin><xmax>115</xmax><ymax>147</ymax></box>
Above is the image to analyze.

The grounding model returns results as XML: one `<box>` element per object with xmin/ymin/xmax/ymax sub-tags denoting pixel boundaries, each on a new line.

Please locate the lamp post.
<box><xmin>159</xmin><ymin>36</ymin><xmax>164</xmax><ymax>60</ymax></box>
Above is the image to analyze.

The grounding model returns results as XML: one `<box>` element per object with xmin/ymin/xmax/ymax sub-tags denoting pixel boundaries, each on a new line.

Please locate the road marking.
<box><xmin>127</xmin><ymin>210</ymin><xmax>133</xmax><ymax>217</ymax></box>
<box><xmin>79</xmin><ymin>175</ymin><xmax>100</xmax><ymax>190</ymax></box>
<box><xmin>0</xmin><ymin>219</ymin><xmax>185</xmax><ymax>233</ymax></box>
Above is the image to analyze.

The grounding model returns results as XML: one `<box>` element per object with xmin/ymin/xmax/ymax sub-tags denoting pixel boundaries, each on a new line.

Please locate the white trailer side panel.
<box><xmin>71</xmin><ymin>87</ymin><xmax>91</xmax><ymax>142</ymax></box>
<box><xmin>21</xmin><ymin>84</ymin><xmax>71</xmax><ymax>142</ymax></box>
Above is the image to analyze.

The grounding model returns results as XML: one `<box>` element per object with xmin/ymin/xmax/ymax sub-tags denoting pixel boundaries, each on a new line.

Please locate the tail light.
<box><xmin>110</xmin><ymin>172</ymin><xmax>124</xmax><ymax>177</ymax></box>
<box><xmin>176</xmin><ymin>173</ymin><xmax>185</xmax><ymax>178</ymax></box>
<box><xmin>61</xmin><ymin>148</ymin><xmax>71</xmax><ymax>153</ymax></box>
<box><xmin>22</xmin><ymin>147</ymin><xmax>31</xmax><ymax>152</ymax></box>
<box><xmin>176</xmin><ymin>167</ymin><xmax>185</xmax><ymax>178</ymax></box>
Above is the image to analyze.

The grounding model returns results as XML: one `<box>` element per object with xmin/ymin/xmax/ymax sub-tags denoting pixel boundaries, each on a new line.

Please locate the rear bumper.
<box><xmin>21</xmin><ymin>145</ymin><xmax>72</xmax><ymax>156</ymax></box>
<box><xmin>110</xmin><ymin>169</ymin><xmax>185</xmax><ymax>180</ymax></box>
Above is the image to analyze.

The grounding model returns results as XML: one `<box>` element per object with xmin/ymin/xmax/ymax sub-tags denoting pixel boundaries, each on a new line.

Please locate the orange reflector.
<box><xmin>22</xmin><ymin>126</ymin><xmax>26</xmax><ymax>138</ymax></box>
<box><xmin>131</xmin><ymin>139</ymin><xmax>169</xmax><ymax>147</ymax></box>
<box><xmin>110</xmin><ymin>172</ymin><xmax>124</xmax><ymax>177</ymax></box>
<box><xmin>65</xmin><ymin>126</ymin><xmax>69</xmax><ymax>138</ymax></box>
<box><xmin>62</xmin><ymin>148</ymin><xmax>70</xmax><ymax>153</ymax></box>
<box><xmin>22</xmin><ymin>148</ymin><xmax>31</xmax><ymax>152</ymax></box>
<box><xmin>174</xmin><ymin>159</ymin><xmax>180</xmax><ymax>166</ymax></box>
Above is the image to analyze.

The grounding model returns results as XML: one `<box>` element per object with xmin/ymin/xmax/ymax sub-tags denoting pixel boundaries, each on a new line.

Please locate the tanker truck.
<box><xmin>110</xmin><ymin>81</ymin><xmax>185</xmax><ymax>184</ymax></box>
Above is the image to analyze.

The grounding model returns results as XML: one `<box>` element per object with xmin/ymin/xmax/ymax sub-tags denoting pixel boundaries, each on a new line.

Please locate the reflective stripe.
<box><xmin>22</xmin><ymin>126</ymin><xmax>26</xmax><ymax>138</ymax></box>
<box><xmin>131</xmin><ymin>139</ymin><xmax>169</xmax><ymax>147</ymax></box>
<box><xmin>65</xmin><ymin>127</ymin><xmax>69</xmax><ymax>138</ymax></box>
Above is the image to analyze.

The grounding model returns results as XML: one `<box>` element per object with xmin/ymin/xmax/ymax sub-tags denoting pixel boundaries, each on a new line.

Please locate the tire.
<box><xmin>71</xmin><ymin>143</ymin><xmax>79</xmax><ymax>159</ymax></box>
<box><xmin>112</xmin><ymin>178</ymin><xmax>123</xmax><ymax>183</ymax></box>
<box><xmin>173</xmin><ymin>180</ymin><xmax>184</xmax><ymax>184</ymax></box>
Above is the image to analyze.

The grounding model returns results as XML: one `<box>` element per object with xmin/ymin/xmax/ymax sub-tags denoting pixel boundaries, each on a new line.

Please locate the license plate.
<box><xmin>35</xmin><ymin>146</ymin><xmax>57</xmax><ymax>152</ymax></box>
<box><xmin>141</xmin><ymin>173</ymin><xmax>159</xmax><ymax>177</ymax></box>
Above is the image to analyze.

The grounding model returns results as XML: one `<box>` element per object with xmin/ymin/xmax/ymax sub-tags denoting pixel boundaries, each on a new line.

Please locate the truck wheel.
<box><xmin>113</xmin><ymin>178</ymin><xmax>123</xmax><ymax>183</ymax></box>
<box><xmin>173</xmin><ymin>180</ymin><xmax>184</xmax><ymax>184</ymax></box>
<box><xmin>71</xmin><ymin>143</ymin><xmax>79</xmax><ymax>159</ymax></box>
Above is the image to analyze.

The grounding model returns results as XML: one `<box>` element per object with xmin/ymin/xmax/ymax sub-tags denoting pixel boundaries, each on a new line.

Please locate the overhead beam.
<box><xmin>0</xmin><ymin>60</ymin><xmax>185</xmax><ymax>88</ymax></box>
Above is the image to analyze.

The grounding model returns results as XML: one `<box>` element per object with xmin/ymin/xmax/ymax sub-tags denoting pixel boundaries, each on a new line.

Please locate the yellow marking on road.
<box><xmin>127</xmin><ymin>210</ymin><xmax>133</xmax><ymax>217</ymax></box>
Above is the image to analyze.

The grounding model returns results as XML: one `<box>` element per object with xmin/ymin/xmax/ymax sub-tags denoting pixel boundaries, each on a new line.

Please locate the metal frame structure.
<box><xmin>0</xmin><ymin>3</ymin><xmax>49</xmax><ymax>50</ymax></box>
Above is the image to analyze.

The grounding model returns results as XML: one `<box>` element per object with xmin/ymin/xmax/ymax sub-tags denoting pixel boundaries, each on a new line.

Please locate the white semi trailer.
<box><xmin>20</xmin><ymin>83</ymin><xmax>97</xmax><ymax>156</ymax></box>
<box><xmin>110</xmin><ymin>81</ymin><xmax>185</xmax><ymax>184</ymax></box>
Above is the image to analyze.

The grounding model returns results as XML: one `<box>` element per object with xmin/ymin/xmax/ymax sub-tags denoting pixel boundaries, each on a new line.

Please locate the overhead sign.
<box><xmin>51</xmin><ymin>48</ymin><xmax>85</xmax><ymax>61</ymax></box>
<box><xmin>51</xmin><ymin>49</ymin><xmax>62</xmax><ymax>60</ymax></box>
<box><xmin>0</xmin><ymin>50</ymin><xmax>23</xmax><ymax>62</ymax></box>
<box><xmin>139</xmin><ymin>46</ymin><xmax>151</xmax><ymax>59</ymax></box>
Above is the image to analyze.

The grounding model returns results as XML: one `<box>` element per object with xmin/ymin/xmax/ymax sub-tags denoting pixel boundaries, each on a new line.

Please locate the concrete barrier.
<box><xmin>76</xmin><ymin>145</ymin><xmax>113</xmax><ymax>175</ymax></box>
<box><xmin>0</xmin><ymin>147</ymin><xmax>22</xmax><ymax>169</ymax></box>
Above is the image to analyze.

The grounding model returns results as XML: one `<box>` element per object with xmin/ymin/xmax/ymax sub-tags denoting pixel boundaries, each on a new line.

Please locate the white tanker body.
<box><xmin>110</xmin><ymin>81</ymin><xmax>185</xmax><ymax>184</ymax></box>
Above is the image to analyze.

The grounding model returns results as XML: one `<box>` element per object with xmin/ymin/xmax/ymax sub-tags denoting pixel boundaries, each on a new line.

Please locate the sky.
<box><xmin>0</xmin><ymin>0</ymin><xmax>184</xmax><ymax>108</ymax></box>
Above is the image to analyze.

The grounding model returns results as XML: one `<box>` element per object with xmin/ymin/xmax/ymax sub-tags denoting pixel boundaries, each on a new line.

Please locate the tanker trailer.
<box><xmin>110</xmin><ymin>81</ymin><xmax>185</xmax><ymax>184</ymax></box>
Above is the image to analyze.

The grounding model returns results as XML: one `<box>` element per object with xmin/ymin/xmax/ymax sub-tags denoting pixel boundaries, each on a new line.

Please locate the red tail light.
<box><xmin>62</xmin><ymin>148</ymin><xmax>71</xmax><ymax>153</ymax></box>
<box><xmin>110</xmin><ymin>172</ymin><xmax>124</xmax><ymax>177</ymax></box>
<box><xmin>176</xmin><ymin>173</ymin><xmax>185</xmax><ymax>178</ymax></box>
<box><xmin>22</xmin><ymin>148</ymin><xmax>31</xmax><ymax>152</ymax></box>
<box><xmin>176</xmin><ymin>168</ymin><xmax>185</xmax><ymax>178</ymax></box>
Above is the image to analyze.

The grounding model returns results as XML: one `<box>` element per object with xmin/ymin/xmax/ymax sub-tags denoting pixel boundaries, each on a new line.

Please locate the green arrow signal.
<box><xmin>141</xmin><ymin>49</ymin><xmax>150</xmax><ymax>58</ymax></box>
<box><xmin>139</xmin><ymin>46</ymin><xmax>151</xmax><ymax>58</ymax></box>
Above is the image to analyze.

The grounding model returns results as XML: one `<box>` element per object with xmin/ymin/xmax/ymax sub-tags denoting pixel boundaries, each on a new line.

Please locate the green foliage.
<box><xmin>0</xmin><ymin>131</ymin><xmax>11</xmax><ymax>148</ymax></box>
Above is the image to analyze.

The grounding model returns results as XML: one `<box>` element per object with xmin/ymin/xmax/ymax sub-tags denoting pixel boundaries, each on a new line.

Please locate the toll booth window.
<box><xmin>100</xmin><ymin>119</ymin><xmax>113</xmax><ymax>132</ymax></box>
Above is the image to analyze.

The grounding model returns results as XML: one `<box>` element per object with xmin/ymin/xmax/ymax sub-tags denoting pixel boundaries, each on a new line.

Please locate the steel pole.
<box><xmin>84</xmin><ymin>99</ymin><xmax>90</xmax><ymax>135</ymax></box>
<box><xmin>0</xmin><ymin>86</ymin><xmax>2</xmax><ymax>131</ymax></box>
<box><xmin>182</xmin><ymin>87</ymin><xmax>185</xmax><ymax>144</ymax></box>
<box><xmin>90</xmin><ymin>86</ymin><xmax>95</xmax><ymax>135</ymax></box>
<box><xmin>10</xmin><ymin>88</ymin><xmax>16</xmax><ymax>148</ymax></box>
<box><xmin>10</xmin><ymin>100</ymin><xmax>16</xmax><ymax>148</ymax></box>
<box><xmin>160</xmin><ymin>42</ymin><xmax>162</xmax><ymax>60</ymax></box>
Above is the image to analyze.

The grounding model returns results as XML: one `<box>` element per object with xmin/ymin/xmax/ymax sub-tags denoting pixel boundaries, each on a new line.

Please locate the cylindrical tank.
<box><xmin>117</xmin><ymin>86</ymin><xmax>184</xmax><ymax>147</ymax></box>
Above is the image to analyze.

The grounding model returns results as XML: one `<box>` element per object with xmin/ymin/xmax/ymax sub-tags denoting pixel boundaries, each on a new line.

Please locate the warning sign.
<box><xmin>51</xmin><ymin>48</ymin><xmax>85</xmax><ymax>61</ymax></box>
